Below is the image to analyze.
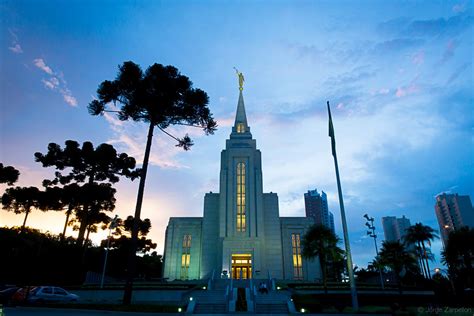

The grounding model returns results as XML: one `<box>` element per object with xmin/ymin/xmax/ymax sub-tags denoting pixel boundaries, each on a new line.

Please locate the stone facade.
<box><xmin>163</xmin><ymin>89</ymin><xmax>320</xmax><ymax>281</ymax></box>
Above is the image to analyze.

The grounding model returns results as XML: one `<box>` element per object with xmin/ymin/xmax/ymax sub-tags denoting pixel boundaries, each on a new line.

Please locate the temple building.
<box><xmin>163</xmin><ymin>78</ymin><xmax>320</xmax><ymax>281</ymax></box>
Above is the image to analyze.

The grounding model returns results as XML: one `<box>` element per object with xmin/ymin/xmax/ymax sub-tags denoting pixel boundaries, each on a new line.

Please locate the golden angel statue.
<box><xmin>233</xmin><ymin>67</ymin><xmax>245</xmax><ymax>91</ymax></box>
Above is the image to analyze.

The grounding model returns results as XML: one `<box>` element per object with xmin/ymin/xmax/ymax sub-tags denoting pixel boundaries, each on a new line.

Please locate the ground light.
<box><xmin>178</xmin><ymin>308</ymin><xmax>182</xmax><ymax>312</ymax></box>
<box><xmin>202</xmin><ymin>286</ymin><xmax>206</xmax><ymax>289</ymax></box>
<box><xmin>277</xmin><ymin>286</ymin><xmax>281</xmax><ymax>290</ymax></box>
<box><xmin>189</xmin><ymin>297</ymin><xmax>193</xmax><ymax>301</ymax></box>
<box><xmin>300</xmin><ymin>308</ymin><xmax>306</xmax><ymax>313</ymax></box>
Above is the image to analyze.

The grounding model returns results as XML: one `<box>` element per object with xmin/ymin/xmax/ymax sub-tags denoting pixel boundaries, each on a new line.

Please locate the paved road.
<box><xmin>2</xmin><ymin>307</ymin><xmax>388</xmax><ymax>316</ymax></box>
<box><xmin>3</xmin><ymin>307</ymin><xmax>174</xmax><ymax>316</ymax></box>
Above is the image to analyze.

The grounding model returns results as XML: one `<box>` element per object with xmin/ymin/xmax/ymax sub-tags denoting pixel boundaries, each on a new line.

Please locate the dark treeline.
<box><xmin>0</xmin><ymin>227</ymin><xmax>162</xmax><ymax>286</ymax></box>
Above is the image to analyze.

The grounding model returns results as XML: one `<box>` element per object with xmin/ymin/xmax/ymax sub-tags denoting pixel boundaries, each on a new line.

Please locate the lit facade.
<box><xmin>435</xmin><ymin>193</ymin><xmax>474</xmax><ymax>246</ymax></box>
<box><xmin>163</xmin><ymin>89</ymin><xmax>320</xmax><ymax>281</ymax></box>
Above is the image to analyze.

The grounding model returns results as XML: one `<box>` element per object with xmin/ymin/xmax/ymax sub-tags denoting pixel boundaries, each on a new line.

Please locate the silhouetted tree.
<box><xmin>103</xmin><ymin>215</ymin><xmax>156</xmax><ymax>254</ymax></box>
<box><xmin>442</xmin><ymin>227</ymin><xmax>474</xmax><ymax>291</ymax></box>
<box><xmin>1</xmin><ymin>186</ymin><xmax>41</xmax><ymax>232</ymax></box>
<box><xmin>404</xmin><ymin>223</ymin><xmax>438</xmax><ymax>278</ymax></box>
<box><xmin>302</xmin><ymin>224</ymin><xmax>344</xmax><ymax>293</ymax></box>
<box><xmin>0</xmin><ymin>163</ymin><xmax>20</xmax><ymax>185</ymax></box>
<box><xmin>88</xmin><ymin>61</ymin><xmax>217</xmax><ymax>304</ymax></box>
<box><xmin>35</xmin><ymin>140</ymin><xmax>139</xmax><ymax>245</ymax></box>
<box><xmin>99</xmin><ymin>216</ymin><xmax>156</xmax><ymax>280</ymax></box>
<box><xmin>375</xmin><ymin>241</ymin><xmax>418</xmax><ymax>294</ymax></box>
<box><xmin>40</xmin><ymin>184</ymin><xmax>82</xmax><ymax>240</ymax></box>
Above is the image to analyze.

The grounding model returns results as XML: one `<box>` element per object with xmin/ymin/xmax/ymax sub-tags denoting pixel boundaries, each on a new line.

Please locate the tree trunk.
<box><xmin>21</xmin><ymin>207</ymin><xmax>31</xmax><ymax>233</ymax></box>
<box><xmin>418</xmin><ymin>242</ymin><xmax>428</xmax><ymax>278</ymax></box>
<box><xmin>61</xmin><ymin>205</ymin><xmax>73</xmax><ymax>241</ymax></box>
<box><xmin>77</xmin><ymin>208</ymin><xmax>89</xmax><ymax>245</ymax></box>
<box><xmin>417</xmin><ymin>256</ymin><xmax>423</xmax><ymax>277</ymax></box>
<box><xmin>321</xmin><ymin>256</ymin><xmax>328</xmax><ymax>294</ymax></box>
<box><xmin>77</xmin><ymin>177</ymin><xmax>94</xmax><ymax>246</ymax></box>
<box><xmin>421</xmin><ymin>242</ymin><xmax>431</xmax><ymax>279</ymax></box>
<box><xmin>396</xmin><ymin>273</ymin><xmax>403</xmax><ymax>295</ymax></box>
<box><xmin>85</xmin><ymin>225</ymin><xmax>91</xmax><ymax>246</ymax></box>
<box><xmin>123</xmin><ymin>122</ymin><xmax>154</xmax><ymax>305</ymax></box>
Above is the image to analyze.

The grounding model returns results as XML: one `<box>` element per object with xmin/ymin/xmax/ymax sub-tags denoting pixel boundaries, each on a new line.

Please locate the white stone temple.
<box><xmin>163</xmin><ymin>80</ymin><xmax>320</xmax><ymax>281</ymax></box>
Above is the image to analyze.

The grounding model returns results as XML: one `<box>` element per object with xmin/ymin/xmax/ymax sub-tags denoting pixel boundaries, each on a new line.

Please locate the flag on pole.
<box><xmin>327</xmin><ymin>101</ymin><xmax>336</xmax><ymax>157</ymax></box>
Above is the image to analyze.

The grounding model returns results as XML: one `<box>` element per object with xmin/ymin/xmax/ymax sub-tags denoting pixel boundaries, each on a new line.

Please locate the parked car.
<box><xmin>0</xmin><ymin>286</ymin><xmax>19</xmax><ymax>304</ymax></box>
<box><xmin>27</xmin><ymin>286</ymin><xmax>79</xmax><ymax>303</ymax></box>
<box><xmin>10</xmin><ymin>287</ymin><xmax>33</xmax><ymax>304</ymax></box>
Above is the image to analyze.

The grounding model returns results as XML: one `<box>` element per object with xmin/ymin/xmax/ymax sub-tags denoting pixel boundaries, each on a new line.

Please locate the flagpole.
<box><xmin>327</xmin><ymin>101</ymin><xmax>358</xmax><ymax>311</ymax></box>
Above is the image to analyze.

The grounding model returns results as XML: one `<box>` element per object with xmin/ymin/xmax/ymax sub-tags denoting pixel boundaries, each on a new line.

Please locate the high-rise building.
<box><xmin>304</xmin><ymin>189</ymin><xmax>335</xmax><ymax>233</ymax></box>
<box><xmin>382</xmin><ymin>215</ymin><xmax>411</xmax><ymax>242</ymax></box>
<box><xmin>435</xmin><ymin>193</ymin><xmax>474</xmax><ymax>246</ymax></box>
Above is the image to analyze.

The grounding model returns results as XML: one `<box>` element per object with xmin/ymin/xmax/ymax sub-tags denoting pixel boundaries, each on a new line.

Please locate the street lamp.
<box><xmin>101</xmin><ymin>215</ymin><xmax>119</xmax><ymax>289</ymax></box>
<box><xmin>364</xmin><ymin>213</ymin><xmax>384</xmax><ymax>290</ymax></box>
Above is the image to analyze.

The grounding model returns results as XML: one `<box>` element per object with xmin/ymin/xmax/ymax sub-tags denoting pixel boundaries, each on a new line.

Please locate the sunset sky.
<box><xmin>1</xmin><ymin>0</ymin><xmax>473</xmax><ymax>268</ymax></box>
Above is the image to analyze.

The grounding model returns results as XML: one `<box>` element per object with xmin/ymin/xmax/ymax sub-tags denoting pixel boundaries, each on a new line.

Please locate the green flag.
<box><xmin>327</xmin><ymin>101</ymin><xmax>336</xmax><ymax>157</ymax></box>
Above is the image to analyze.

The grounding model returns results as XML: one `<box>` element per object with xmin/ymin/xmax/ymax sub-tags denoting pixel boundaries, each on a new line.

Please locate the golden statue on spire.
<box><xmin>233</xmin><ymin>67</ymin><xmax>244</xmax><ymax>91</ymax></box>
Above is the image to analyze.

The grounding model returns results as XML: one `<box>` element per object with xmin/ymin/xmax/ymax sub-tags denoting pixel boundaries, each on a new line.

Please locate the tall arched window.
<box><xmin>236</xmin><ymin>162</ymin><xmax>246</xmax><ymax>232</ymax></box>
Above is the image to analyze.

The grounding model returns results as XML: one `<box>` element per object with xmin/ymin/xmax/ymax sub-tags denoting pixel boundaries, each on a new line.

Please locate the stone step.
<box><xmin>256</xmin><ymin>303</ymin><xmax>289</xmax><ymax>314</ymax></box>
<box><xmin>191</xmin><ymin>290</ymin><xmax>227</xmax><ymax>303</ymax></box>
<box><xmin>194</xmin><ymin>303</ymin><xmax>227</xmax><ymax>314</ymax></box>
<box><xmin>255</xmin><ymin>293</ymin><xmax>289</xmax><ymax>303</ymax></box>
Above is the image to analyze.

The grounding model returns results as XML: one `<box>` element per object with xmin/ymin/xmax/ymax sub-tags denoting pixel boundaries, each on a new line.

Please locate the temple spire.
<box><xmin>232</xmin><ymin>68</ymin><xmax>250</xmax><ymax>136</ymax></box>
<box><xmin>234</xmin><ymin>90</ymin><xmax>248</xmax><ymax>129</ymax></box>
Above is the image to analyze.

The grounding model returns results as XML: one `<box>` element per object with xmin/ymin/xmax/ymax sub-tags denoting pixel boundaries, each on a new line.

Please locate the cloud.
<box><xmin>405</xmin><ymin>15</ymin><xmax>474</xmax><ymax>38</ymax></box>
<box><xmin>41</xmin><ymin>77</ymin><xmax>59</xmax><ymax>90</ymax></box>
<box><xmin>440</xmin><ymin>39</ymin><xmax>457</xmax><ymax>64</ymax></box>
<box><xmin>377</xmin><ymin>17</ymin><xmax>412</xmax><ymax>36</ymax></box>
<box><xmin>9</xmin><ymin>44</ymin><xmax>23</xmax><ymax>54</ymax></box>
<box><xmin>446</xmin><ymin>62</ymin><xmax>471</xmax><ymax>85</ymax></box>
<box><xmin>33</xmin><ymin>58</ymin><xmax>78</xmax><ymax>107</ymax></box>
<box><xmin>63</xmin><ymin>93</ymin><xmax>78</xmax><ymax>107</ymax></box>
<box><xmin>8</xmin><ymin>29</ymin><xmax>23</xmax><ymax>54</ymax></box>
<box><xmin>373</xmin><ymin>38</ymin><xmax>424</xmax><ymax>54</ymax></box>
<box><xmin>33</xmin><ymin>58</ymin><xmax>53</xmax><ymax>75</ymax></box>
<box><xmin>108</xmin><ymin>129</ymin><xmax>187</xmax><ymax>169</ymax></box>
<box><xmin>452</xmin><ymin>3</ymin><xmax>467</xmax><ymax>13</ymax></box>
<box><xmin>395</xmin><ymin>84</ymin><xmax>420</xmax><ymax>98</ymax></box>
<box><xmin>412</xmin><ymin>50</ymin><xmax>425</xmax><ymax>65</ymax></box>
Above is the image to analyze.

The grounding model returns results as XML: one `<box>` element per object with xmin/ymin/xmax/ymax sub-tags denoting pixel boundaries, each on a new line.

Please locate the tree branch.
<box><xmin>157</xmin><ymin>126</ymin><xmax>181</xmax><ymax>143</ymax></box>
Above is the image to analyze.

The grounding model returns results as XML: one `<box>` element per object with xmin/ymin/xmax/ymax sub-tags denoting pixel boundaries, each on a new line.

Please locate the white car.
<box><xmin>27</xmin><ymin>286</ymin><xmax>79</xmax><ymax>303</ymax></box>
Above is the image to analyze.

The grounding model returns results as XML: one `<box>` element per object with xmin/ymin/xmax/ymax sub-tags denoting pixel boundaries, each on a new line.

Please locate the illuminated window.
<box><xmin>292</xmin><ymin>233</ymin><xmax>303</xmax><ymax>279</ymax></box>
<box><xmin>181</xmin><ymin>235</ymin><xmax>191</xmax><ymax>279</ymax></box>
<box><xmin>236</xmin><ymin>162</ymin><xmax>246</xmax><ymax>232</ymax></box>
<box><xmin>236</xmin><ymin>123</ymin><xmax>245</xmax><ymax>133</ymax></box>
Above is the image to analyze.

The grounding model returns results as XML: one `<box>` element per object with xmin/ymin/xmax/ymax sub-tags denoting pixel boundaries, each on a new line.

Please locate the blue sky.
<box><xmin>1</xmin><ymin>0</ymin><xmax>473</xmax><ymax>269</ymax></box>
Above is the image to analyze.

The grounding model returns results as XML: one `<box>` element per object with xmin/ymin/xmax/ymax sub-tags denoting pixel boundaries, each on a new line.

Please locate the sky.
<box><xmin>1</xmin><ymin>0</ymin><xmax>473</xmax><ymax>270</ymax></box>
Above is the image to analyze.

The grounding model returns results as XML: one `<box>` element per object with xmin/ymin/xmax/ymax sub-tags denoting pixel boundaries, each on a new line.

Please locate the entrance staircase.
<box><xmin>255</xmin><ymin>291</ymin><xmax>290</xmax><ymax>314</ymax></box>
<box><xmin>189</xmin><ymin>289</ymin><xmax>227</xmax><ymax>314</ymax></box>
<box><xmin>186</xmin><ymin>278</ymin><xmax>295</xmax><ymax>314</ymax></box>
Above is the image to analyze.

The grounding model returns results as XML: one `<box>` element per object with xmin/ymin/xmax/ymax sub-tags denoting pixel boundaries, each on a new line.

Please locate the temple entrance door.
<box><xmin>231</xmin><ymin>254</ymin><xmax>252</xmax><ymax>279</ymax></box>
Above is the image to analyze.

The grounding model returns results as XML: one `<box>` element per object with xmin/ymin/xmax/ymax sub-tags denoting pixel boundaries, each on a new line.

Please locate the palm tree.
<box><xmin>88</xmin><ymin>61</ymin><xmax>217</xmax><ymax>304</ymax></box>
<box><xmin>302</xmin><ymin>224</ymin><xmax>344</xmax><ymax>294</ymax></box>
<box><xmin>441</xmin><ymin>227</ymin><xmax>474</xmax><ymax>290</ymax></box>
<box><xmin>404</xmin><ymin>223</ymin><xmax>438</xmax><ymax>278</ymax></box>
<box><xmin>375</xmin><ymin>241</ymin><xmax>418</xmax><ymax>294</ymax></box>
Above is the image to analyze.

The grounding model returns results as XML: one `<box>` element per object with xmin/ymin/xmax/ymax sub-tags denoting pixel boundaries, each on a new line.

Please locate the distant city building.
<box><xmin>382</xmin><ymin>215</ymin><xmax>411</xmax><ymax>242</ymax></box>
<box><xmin>435</xmin><ymin>193</ymin><xmax>474</xmax><ymax>246</ymax></box>
<box><xmin>304</xmin><ymin>189</ymin><xmax>335</xmax><ymax>233</ymax></box>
